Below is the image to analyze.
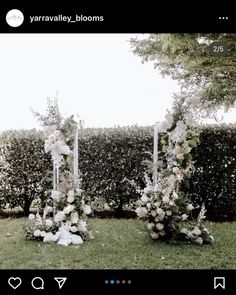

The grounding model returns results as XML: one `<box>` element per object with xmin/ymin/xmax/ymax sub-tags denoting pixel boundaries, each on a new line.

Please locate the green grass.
<box><xmin>0</xmin><ymin>218</ymin><xmax>235</xmax><ymax>269</ymax></box>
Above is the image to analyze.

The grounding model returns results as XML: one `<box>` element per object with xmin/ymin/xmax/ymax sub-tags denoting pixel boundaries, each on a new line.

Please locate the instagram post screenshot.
<box><xmin>0</xmin><ymin>7</ymin><xmax>235</xmax><ymax>294</ymax></box>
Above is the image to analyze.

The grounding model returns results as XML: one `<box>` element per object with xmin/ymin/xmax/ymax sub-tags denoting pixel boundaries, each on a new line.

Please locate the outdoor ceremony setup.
<box><xmin>0</xmin><ymin>33</ymin><xmax>235</xmax><ymax>270</ymax></box>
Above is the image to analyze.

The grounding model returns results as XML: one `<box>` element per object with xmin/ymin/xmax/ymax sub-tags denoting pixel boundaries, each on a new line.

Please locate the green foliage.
<box><xmin>1</xmin><ymin>125</ymin><xmax>236</xmax><ymax>220</ymax></box>
<box><xmin>79</xmin><ymin>126</ymin><xmax>153</xmax><ymax>214</ymax></box>
<box><xmin>0</xmin><ymin>130</ymin><xmax>52</xmax><ymax>215</ymax></box>
<box><xmin>181</xmin><ymin>124</ymin><xmax>236</xmax><ymax>220</ymax></box>
<box><xmin>31</xmin><ymin>97</ymin><xmax>62</xmax><ymax>127</ymax></box>
<box><xmin>130</xmin><ymin>33</ymin><xmax>236</xmax><ymax>109</ymax></box>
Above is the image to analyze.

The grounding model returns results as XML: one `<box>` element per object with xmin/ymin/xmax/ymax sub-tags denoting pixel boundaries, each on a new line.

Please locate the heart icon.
<box><xmin>8</xmin><ymin>277</ymin><xmax>22</xmax><ymax>289</ymax></box>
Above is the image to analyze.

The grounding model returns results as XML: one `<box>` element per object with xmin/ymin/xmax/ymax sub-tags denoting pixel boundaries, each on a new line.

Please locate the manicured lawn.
<box><xmin>0</xmin><ymin>218</ymin><xmax>235</xmax><ymax>269</ymax></box>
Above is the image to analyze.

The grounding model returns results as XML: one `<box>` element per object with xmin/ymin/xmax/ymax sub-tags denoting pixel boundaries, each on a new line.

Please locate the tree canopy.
<box><xmin>131</xmin><ymin>34</ymin><xmax>236</xmax><ymax>113</ymax></box>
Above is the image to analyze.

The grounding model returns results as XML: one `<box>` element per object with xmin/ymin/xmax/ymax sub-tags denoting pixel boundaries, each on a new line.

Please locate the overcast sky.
<box><xmin>0</xmin><ymin>33</ymin><xmax>235</xmax><ymax>131</ymax></box>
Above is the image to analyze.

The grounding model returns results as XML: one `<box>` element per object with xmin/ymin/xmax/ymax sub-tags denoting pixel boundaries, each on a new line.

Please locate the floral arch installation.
<box><xmin>26</xmin><ymin>99</ymin><xmax>93</xmax><ymax>246</ymax></box>
<box><xmin>136</xmin><ymin>109</ymin><xmax>214</xmax><ymax>245</ymax></box>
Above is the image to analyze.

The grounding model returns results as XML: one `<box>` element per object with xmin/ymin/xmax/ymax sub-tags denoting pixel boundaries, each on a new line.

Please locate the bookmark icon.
<box><xmin>214</xmin><ymin>277</ymin><xmax>225</xmax><ymax>289</ymax></box>
<box><xmin>54</xmin><ymin>277</ymin><xmax>67</xmax><ymax>289</ymax></box>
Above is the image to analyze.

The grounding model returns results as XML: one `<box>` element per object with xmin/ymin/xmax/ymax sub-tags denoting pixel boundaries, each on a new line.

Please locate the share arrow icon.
<box><xmin>54</xmin><ymin>277</ymin><xmax>67</xmax><ymax>289</ymax></box>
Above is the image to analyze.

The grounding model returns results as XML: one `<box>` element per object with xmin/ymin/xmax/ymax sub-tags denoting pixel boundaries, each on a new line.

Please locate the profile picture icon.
<box><xmin>6</xmin><ymin>9</ymin><xmax>24</xmax><ymax>27</ymax></box>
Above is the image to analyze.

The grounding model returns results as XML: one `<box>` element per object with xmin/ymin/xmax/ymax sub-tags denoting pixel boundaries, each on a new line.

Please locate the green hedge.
<box><xmin>79</xmin><ymin>126</ymin><xmax>153</xmax><ymax>215</ymax></box>
<box><xmin>181</xmin><ymin>124</ymin><xmax>236</xmax><ymax>221</ymax></box>
<box><xmin>1</xmin><ymin>125</ymin><xmax>236</xmax><ymax>220</ymax></box>
<box><xmin>0</xmin><ymin>130</ymin><xmax>52</xmax><ymax>215</ymax></box>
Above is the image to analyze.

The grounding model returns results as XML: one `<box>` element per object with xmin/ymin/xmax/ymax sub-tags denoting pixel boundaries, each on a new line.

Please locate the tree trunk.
<box><xmin>23</xmin><ymin>198</ymin><xmax>31</xmax><ymax>216</ymax></box>
<box><xmin>115</xmin><ymin>201</ymin><xmax>123</xmax><ymax>218</ymax></box>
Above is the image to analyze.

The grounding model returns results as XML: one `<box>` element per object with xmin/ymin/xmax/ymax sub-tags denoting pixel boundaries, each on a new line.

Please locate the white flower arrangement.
<box><xmin>135</xmin><ymin>110</ymin><xmax>214</xmax><ymax>245</ymax></box>
<box><xmin>51</xmin><ymin>190</ymin><xmax>61</xmax><ymax>202</ymax></box>
<box><xmin>25</xmin><ymin>100</ymin><xmax>94</xmax><ymax>246</ymax></box>
<box><xmin>28</xmin><ymin>214</ymin><xmax>35</xmax><ymax>220</ymax></box>
<box><xmin>45</xmin><ymin>219</ymin><xmax>53</xmax><ymax>227</ymax></box>
<box><xmin>83</xmin><ymin>204</ymin><xmax>92</xmax><ymax>215</ymax></box>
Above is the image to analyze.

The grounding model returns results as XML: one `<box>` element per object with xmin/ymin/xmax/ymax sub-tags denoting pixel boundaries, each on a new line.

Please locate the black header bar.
<box><xmin>0</xmin><ymin>7</ymin><xmax>235</xmax><ymax>33</ymax></box>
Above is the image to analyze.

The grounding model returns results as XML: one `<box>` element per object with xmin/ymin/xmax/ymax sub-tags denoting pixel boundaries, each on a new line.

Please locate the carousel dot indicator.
<box><xmin>110</xmin><ymin>280</ymin><xmax>115</xmax><ymax>285</ymax></box>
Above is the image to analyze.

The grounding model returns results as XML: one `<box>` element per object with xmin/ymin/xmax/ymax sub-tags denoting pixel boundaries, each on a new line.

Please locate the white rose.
<box><xmin>33</xmin><ymin>229</ymin><xmax>41</xmax><ymax>237</ymax></box>
<box><xmin>173</xmin><ymin>146</ymin><xmax>182</xmax><ymax>155</ymax></box>
<box><xmin>51</xmin><ymin>190</ymin><xmax>61</xmax><ymax>202</ymax></box>
<box><xmin>162</xmin><ymin>187</ymin><xmax>171</xmax><ymax>195</ymax></box>
<box><xmin>150</xmin><ymin>232</ymin><xmax>159</xmax><ymax>239</ymax></box>
<box><xmin>40</xmin><ymin>231</ymin><xmax>46</xmax><ymax>237</ymax></box>
<box><xmin>141</xmin><ymin>195</ymin><xmax>149</xmax><ymax>203</ymax></box>
<box><xmin>61</xmin><ymin>144</ymin><xmax>70</xmax><ymax>155</ymax></box>
<box><xmin>45</xmin><ymin>219</ymin><xmax>53</xmax><ymax>227</ymax></box>
<box><xmin>182</xmin><ymin>214</ymin><xmax>188</xmax><ymax>221</ymax></box>
<box><xmin>147</xmin><ymin>223</ymin><xmax>154</xmax><ymax>230</ymax></box>
<box><xmin>176</xmin><ymin>174</ymin><xmax>183</xmax><ymax>181</ymax></box>
<box><xmin>192</xmin><ymin>227</ymin><xmax>201</xmax><ymax>236</ymax></box>
<box><xmin>166</xmin><ymin>210</ymin><xmax>172</xmax><ymax>216</ymax></box>
<box><xmin>162</xmin><ymin>196</ymin><xmax>170</xmax><ymax>204</ymax></box>
<box><xmin>183</xmin><ymin>146</ymin><xmax>191</xmax><ymax>153</ymax></box>
<box><xmin>67</xmin><ymin>190</ymin><xmax>74</xmax><ymax>198</ymax></box>
<box><xmin>173</xmin><ymin>167</ymin><xmax>180</xmax><ymax>174</ymax></box>
<box><xmin>135</xmin><ymin>207</ymin><xmax>148</xmax><ymax>218</ymax></box>
<box><xmin>156</xmin><ymin>208</ymin><xmax>166</xmax><ymax>221</ymax></box>
<box><xmin>151</xmin><ymin>210</ymin><xmax>157</xmax><ymax>217</ymax></box>
<box><xmin>83</xmin><ymin>205</ymin><xmax>92</xmax><ymax>215</ymax></box>
<box><xmin>156</xmin><ymin>223</ymin><xmax>164</xmax><ymax>231</ymax></box>
<box><xmin>63</xmin><ymin>205</ymin><xmax>75</xmax><ymax>214</ymax></box>
<box><xmin>187</xmin><ymin>231</ymin><xmax>194</xmax><ymax>238</ymax></box>
<box><xmin>159</xmin><ymin>113</ymin><xmax>173</xmax><ymax>131</ymax></box>
<box><xmin>172</xmin><ymin>192</ymin><xmax>178</xmax><ymax>199</ymax></box>
<box><xmin>67</xmin><ymin>195</ymin><xmax>75</xmax><ymax>203</ymax></box>
<box><xmin>180</xmin><ymin>228</ymin><xmax>188</xmax><ymax>235</ymax></box>
<box><xmin>157</xmin><ymin>208</ymin><xmax>164</xmax><ymax>215</ymax></box>
<box><xmin>176</xmin><ymin>153</ymin><xmax>184</xmax><ymax>160</ymax></box>
<box><xmin>187</xmin><ymin>204</ymin><xmax>194</xmax><ymax>211</ymax></box>
<box><xmin>54</xmin><ymin>211</ymin><xmax>65</xmax><ymax>222</ymax></box>
<box><xmin>78</xmin><ymin>220</ymin><xmax>87</xmax><ymax>232</ymax></box>
<box><xmin>104</xmin><ymin>203</ymin><xmax>110</xmax><ymax>210</ymax></box>
<box><xmin>28</xmin><ymin>214</ymin><xmax>35</xmax><ymax>220</ymax></box>
<box><xmin>153</xmin><ymin>201</ymin><xmax>161</xmax><ymax>208</ymax></box>
<box><xmin>158</xmin><ymin>212</ymin><xmax>165</xmax><ymax>221</ymax></box>
<box><xmin>203</xmin><ymin>228</ymin><xmax>209</xmax><ymax>234</ymax></box>
<box><xmin>167</xmin><ymin>175</ymin><xmax>176</xmax><ymax>186</ymax></box>
<box><xmin>71</xmin><ymin>212</ymin><xmax>79</xmax><ymax>224</ymax></box>
<box><xmin>195</xmin><ymin>237</ymin><xmax>203</xmax><ymax>244</ymax></box>
<box><xmin>169</xmin><ymin>201</ymin><xmax>174</xmax><ymax>206</ymax></box>
<box><xmin>159</xmin><ymin>230</ymin><xmax>166</xmax><ymax>236</ymax></box>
